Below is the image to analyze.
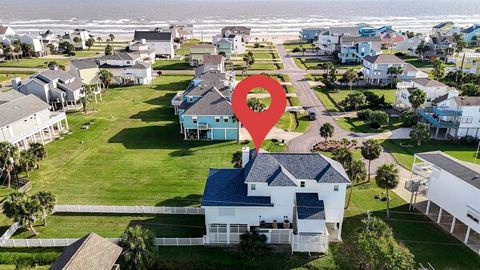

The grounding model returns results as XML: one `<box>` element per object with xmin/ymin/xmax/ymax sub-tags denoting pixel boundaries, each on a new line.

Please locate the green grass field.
<box><xmin>293</xmin><ymin>57</ymin><xmax>362</xmax><ymax>70</ymax></box>
<box><xmin>314</xmin><ymin>87</ymin><xmax>396</xmax><ymax>112</ymax></box>
<box><xmin>175</xmin><ymin>39</ymin><xmax>202</xmax><ymax>56</ymax></box>
<box><xmin>335</xmin><ymin>116</ymin><xmax>403</xmax><ymax>133</ymax></box>
<box><xmin>152</xmin><ymin>60</ymin><xmax>192</xmax><ymax>70</ymax></box>
<box><xmin>0</xmin><ymin>58</ymin><xmax>69</xmax><ymax>68</ymax></box>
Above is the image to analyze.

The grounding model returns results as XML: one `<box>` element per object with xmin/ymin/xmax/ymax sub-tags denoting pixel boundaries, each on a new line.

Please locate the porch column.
<box><xmin>226</xmin><ymin>224</ymin><xmax>230</xmax><ymax>244</ymax></box>
<box><xmin>48</xmin><ymin>126</ymin><xmax>53</xmax><ymax>140</ymax></box>
<box><xmin>64</xmin><ymin>118</ymin><xmax>69</xmax><ymax>131</ymax></box>
<box><xmin>450</xmin><ymin>217</ymin><xmax>456</xmax><ymax>233</ymax></box>
<box><xmin>57</xmin><ymin>122</ymin><xmax>61</xmax><ymax>132</ymax></box>
<box><xmin>22</xmin><ymin>139</ymin><xmax>28</xmax><ymax>150</ymax></box>
<box><xmin>426</xmin><ymin>200</ymin><xmax>431</xmax><ymax>215</ymax></box>
<box><xmin>224</xmin><ymin>129</ymin><xmax>227</xmax><ymax>140</ymax></box>
<box><xmin>437</xmin><ymin>207</ymin><xmax>443</xmax><ymax>223</ymax></box>
<box><xmin>337</xmin><ymin>222</ymin><xmax>343</xmax><ymax>241</ymax></box>
<box><xmin>39</xmin><ymin>131</ymin><xmax>45</xmax><ymax>144</ymax></box>
<box><xmin>32</xmin><ymin>134</ymin><xmax>37</xmax><ymax>143</ymax></box>
<box><xmin>435</xmin><ymin>126</ymin><xmax>439</xmax><ymax>139</ymax></box>
<box><xmin>197</xmin><ymin>129</ymin><xmax>200</xmax><ymax>140</ymax></box>
<box><xmin>464</xmin><ymin>227</ymin><xmax>471</xmax><ymax>244</ymax></box>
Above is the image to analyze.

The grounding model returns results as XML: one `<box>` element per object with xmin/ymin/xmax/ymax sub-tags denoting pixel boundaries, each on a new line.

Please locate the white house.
<box><xmin>362</xmin><ymin>54</ymin><xmax>428</xmax><ymax>85</ymax></box>
<box><xmin>0</xmin><ymin>91</ymin><xmax>68</xmax><ymax>149</ymax></box>
<box><xmin>212</xmin><ymin>34</ymin><xmax>246</xmax><ymax>56</ymax></box>
<box><xmin>221</xmin><ymin>26</ymin><xmax>251</xmax><ymax>42</ymax></box>
<box><xmin>395</xmin><ymin>78</ymin><xmax>458</xmax><ymax>110</ymax></box>
<box><xmin>13</xmin><ymin>68</ymin><xmax>84</xmax><ymax>110</ymax></box>
<box><xmin>395</xmin><ymin>36</ymin><xmax>429</xmax><ymax>53</ymax></box>
<box><xmin>124</xmin><ymin>39</ymin><xmax>156</xmax><ymax>64</ymax></box>
<box><xmin>418</xmin><ymin>96</ymin><xmax>480</xmax><ymax>139</ymax></box>
<box><xmin>133</xmin><ymin>29</ymin><xmax>174</xmax><ymax>58</ymax></box>
<box><xmin>201</xmin><ymin>148</ymin><xmax>350</xmax><ymax>253</ymax></box>
<box><xmin>61</xmin><ymin>29</ymin><xmax>90</xmax><ymax>50</ymax></box>
<box><xmin>97</xmin><ymin>52</ymin><xmax>152</xmax><ymax>85</ymax></box>
<box><xmin>317</xmin><ymin>26</ymin><xmax>360</xmax><ymax>55</ymax></box>
<box><xmin>0</xmin><ymin>26</ymin><xmax>15</xmax><ymax>38</ymax></box>
<box><xmin>18</xmin><ymin>34</ymin><xmax>48</xmax><ymax>57</ymax></box>
<box><xmin>408</xmin><ymin>151</ymin><xmax>480</xmax><ymax>254</ymax></box>
<box><xmin>189</xmin><ymin>44</ymin><xmax>217</xmax><ymax>66</ymax></box>
<box><xmin>194</xmin><ymin>55</ymin><xmax>225</xmax><ymax>76</ymax></box>
<box><xmin>170</xmin><ymin>24</ymin><xmax>194</xmax><ymax>40</ymax></box>
<box><xmin>39</xmin><ymin>30</ymin><xmax>59</xmax><ymax>50</ymax></box>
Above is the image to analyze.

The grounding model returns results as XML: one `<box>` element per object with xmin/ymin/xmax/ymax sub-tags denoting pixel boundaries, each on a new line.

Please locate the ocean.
<box><xmin>1</xmin><ymin>0</ymin><xmax>480</xmax><ymax>38</ymax></box>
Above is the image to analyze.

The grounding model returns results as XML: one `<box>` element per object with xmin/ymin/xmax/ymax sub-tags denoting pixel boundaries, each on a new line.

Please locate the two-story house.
<box><xmin>189</xmin><ymin>44</ymin><xmax>217</xmax><ymax>66</ymax></box>
<box><xmin>317</xmin><ymin>26</ymin><xmax>360</xmax><ymax>55</ymax></box>
<box><xmin>0</xmin><ymin>91</ymin><xmax>68</xmax><ymax>149</ymax></box>
<box><xmin>407</xmin><ymin>151</ymin><xmax>480</xmax><ymax>253</ymax></box>
<box><xmin>68</xmin><ymin>59</ymin><xmax>100</xmax><ymax>86</ymax></box>
<box><xmin>170</xmin><ymin>24</ymin><xmax>194</xmax><ymax>41</ymax></box>
<box><xmin>338</xmin><ymin>36</ymin><xmax>382</xmax><ymax>64</ymax></box>
<box><xmin>362</xmin><ymin>54</ymin><xmax>428</xmax><ymax>85</ymax></box>
<box><xmin>201</xmin><ymin>147</ymin><xmax>351</xmax><ymax>253</ymax></box>
<box><xmin>221</xmin><ymin>26</ymin><xmax>251</xmax><ymax>42</ymax></box>
<box><xmin>133</xmin><ymin>29</ymin><xmax>175</xmax><ymax>58</ymax></box>
<box><xmin>462</xmin><ymin>24</ymin><xmax>480</xmax><ymax>46</ymax></box>
<box><xmin>61</xmin><ymin>29</ymin><xmax>90</xmax><ymax>50</ymax></box>
<box><xmin>18</xmin><ymin>34</ymin><xmax>48</xmax><ymax>57</ymax></box>
<box><xmin>13</xmin><ymin>67</ymin><xmax>84</xmax><ymax>110</ymax></box>
<box><xmin>213</xmin><ymin>34</ymin><xmax>246</xmax><ymax>59</ymax></box>
<box><xmin>0</xmin><ymin>26</ymin><xmax>15</xmax><ymax>39</ymax></box>
<box><xmin>431</xmin><ymin>21</ymin><xmax>461</xmax><ymax>36</ymax></box>
<box><xmin>418</xmin><ymin>96</ymin><xmax>480</xmax><ymax>139</ymax></box>
<box><xmin>194</xmin><ymin>55</ymin><xmax>225</xmax><ymax>76</ymax></box>
<box><xmin>299</xmin><ymin>28</ymin><xmax>325</xmax><ymax>43</ymax></box>
<box><xmin>171</xmin><ymin>70</ymin><xmax>237</xmax><ymax>140</ymax></box>
<box><xmin>123</xmin><ymin>39</ymin><xmax>156</xmax><ymax>64</ymax></box>
<box><xmin>97</xmin><ymin>52</ymin><xmax>152</xmax><ymax>85</ymax></box>
<box><xmin>395</xmin><ymin>78</ymin><xmax>458</xmax><ymax>110</ymax></box>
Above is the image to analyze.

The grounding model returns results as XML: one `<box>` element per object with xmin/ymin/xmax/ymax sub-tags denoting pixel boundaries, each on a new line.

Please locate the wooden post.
<box><xmin>464</xmin><ymin>227</ymin><xmax>471</xmax><ymax>244</ymax></box>
<box><xmin>437</xmin><ymin>208</ymin><xmax>443</xmax><ymax>223</ymax></box>
<box><xmin>450</xmin><ymin>217</ymin><xmax>456</xmax><ymax>233</ymax></box>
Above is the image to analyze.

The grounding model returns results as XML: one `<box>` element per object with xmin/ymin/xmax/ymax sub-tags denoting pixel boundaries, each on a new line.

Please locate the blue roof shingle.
<box><xmin>296</xmin><ymin>193</ymin><xmax>325</xmax><ymax>220</ymax></box>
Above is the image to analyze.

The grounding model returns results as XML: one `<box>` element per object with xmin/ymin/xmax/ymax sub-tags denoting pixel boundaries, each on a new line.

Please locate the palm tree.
<box><xmin>319</xmin><ymin>123</ymin><xmax>334</xmax><ymax>142</ymax></box>
<box><xmin>28</xmin><ymin>143</ymin><xmax>47</xmax><ymax>164</ymax></box>
<box><xmin>247</xmin><ymin>98</ymin><xmax>266</xmax><ymax>112</ymax></box>
<box><xmin>360</xmin><ymin>139</ymin><xmax>382</xmax><ymax>182</ymax></box>
<box><xmin>119</xmin><ymin>226</ymin><xmax>157</xmax><ymax>270</ymax></box>
<box><xmin>21</xmin><ymin>43</ymin><xmax>33</xmax><ymax>58</ymax></box>
<box><xmin>345</xmin><ymin>159</ymin><xmax>367</xmax><ymax>208</ymax></box>
<box><xmin>0</xmin><ymin>142</ymin><xmax>19</xmax><ymax>187</ymax></box>
<box><xmin>73</xmin><ymin>37</ymin><xmax>81</xmax><ymax>44</ymax></box>
<box><xmin>2</xmin><ymin>193</ymin><xmax>42</xmax><ymax>235</ymax></box>
<box><xmin>387</xmin><ymin>66</ymin><xmax>402</xmax><ymax>88</ymax></box>
<box><xmin>109</xmin><ymin>33</ymin><xmax>115</xmax><ymax>42</ymax></box>
<box><xmin>18</xmin><ymin>150</ymin><xmax>37</xmax><ymax>177</ymax></box>
<box><xmin>98</xmin><ymin>69</ymin><xmax>113</xmax><ymax>92</ymax></box>
<box><xmin>31</xmin><ymin>191</ymin><xmax>56</xmax><ymax>226</ymax></box>
<box><xmin>231</xmin><ymin>151</ymin><xmax>242</xmax><ymax>168</ymax></box>
<box><xmin>332</xmin><ymin>147</ymin><xmax>353</xmax><ymax>168</ymax></box>
<box><xmin>96</xmin><ymin>37</ymin><xmax>103</xmax><ymax>43</ymax></box>
<box><xmin>343</xmin><ymin>68</ymin><xmax>358</xmax><ymax>91</ymax></box>
<box><xmin>375</xmin><ymin>164</ymin><xmax>399</xmax><ymax>218</ymax></box>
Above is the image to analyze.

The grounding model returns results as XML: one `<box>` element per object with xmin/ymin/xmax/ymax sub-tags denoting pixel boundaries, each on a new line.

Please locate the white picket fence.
<box><xmin>0</xmin><ymin>222</ymin><xmax>21</xmax><ymax>246</ymax></box>
<box><xmin>54</xmin><ymin>205</ymin><xmax>205</xmax><ymax>215</ymax></box>
<box><xmin>1</xmin><ymin>237</ymin><xmax>205</xmax><ymax>247</ymax></box>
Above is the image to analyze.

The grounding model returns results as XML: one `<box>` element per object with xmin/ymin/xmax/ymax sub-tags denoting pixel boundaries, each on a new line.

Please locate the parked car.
<box><xmin>308</xmin><ymin>111</ymin><xmax>317</xmax><ymax>120</ymax></box>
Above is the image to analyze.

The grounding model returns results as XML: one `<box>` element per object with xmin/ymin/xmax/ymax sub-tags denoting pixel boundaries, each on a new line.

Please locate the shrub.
<box><xmin>399</xmin><ymin>110</ymin><xmax>417</xmax><ymax>127</ymax></box>
<box><xmin>363</xmin><ymin>91</ymin><xmax>387</xmax><ymax>108</ymax></box>
<box><xmin>253</xmin><ymin>43</ymin><xmax>260</xmax><ymax>48</ymax></box>
<box><xmin>459</xmin><ymin>135</ymin><xmax>479</xmax><ymax>146</ymax></box>
<box><xmin>292</xmin><ymin>47</ymin><xmax>300</xmax><ymax>53</ymax></box>
<box><xmin>357</xmin><ymin>109</ymin><xmax>372</xmax><ymax>120</ymax></box>
<box><xmin>367</xmin><ymin>111</ymin><xmax>389</xmax><ymax>129</ymax></box>
<box><xmin>394</xmin><ymin>52</ymin><xmax>406</xmax><ymax>57</ymax></box>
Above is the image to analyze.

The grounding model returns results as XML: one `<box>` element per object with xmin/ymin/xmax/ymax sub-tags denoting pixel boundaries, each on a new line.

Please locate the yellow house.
<box><xmin>189</xmin><ymin>44</ymin><xmax>217</xmax><ymax>67</ymax></box>
<box><xmin>69</xmin><ymin>59</ymin><xmax>100</xmax><ymax>86</ymax></box>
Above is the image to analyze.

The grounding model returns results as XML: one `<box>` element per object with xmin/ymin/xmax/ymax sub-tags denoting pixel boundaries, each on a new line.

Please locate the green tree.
<box><xmin>367</xmin><ymin>110</ymin><xmax>389</xmax><ymax>129</ymax></box>
<box><xmin>291</xmin><ymin>47</ymin><xmax>300</xmax><ymax>53</ymax></box>
<box><xmin>432</xmin><ymin>58</ymin><xmax>446</xmax><ymax>80</ymax></box>
<box><xmin>104</xmin><ymin>44</ymin><xmax>113</xmax><ymax>55</ymax></box>
<box><xmin>387</xmin><ymin>66</ymin><xmax>403</xmax><ymax>88</ymax></box>
<box><xmin>0</xmin><ymin>142</ymin><xmax>19</xmax><ymax>187</ymax></box>
<box><xmin>361</xmin><ymin>139</ymin><xmax>382</xmax><ymax>182</ymax></box>
<box><xmin>342</xmin><ymin>68</ymin><xmax>358</xmax><ymax>91</ymax></box>
<box><xmin>343</xmin><ymin>92</ymin><xmax>366</xmax><ymax>111</ymax></box>
<box><xmin>119</xmin><ymin>226</ymin><xmax>157</xmax><ymax>270</ymax></box>
<box><xmin>80</xmin><ymin>85</ymin><xmax>96</xmax><ymax>112</ymax></box>
<box><xmin>31</xmin><ymin>191</ymin><xmax>56</xmax><ymax>226</ymax></box>
<box><xmin>408</xmin><ymin>88</ymin><xmax>427</xmax><ymax>112</ymax></box>
<box><xmin>345</xmin><ymin>159</ymin><xmax>367</xmax><ymax>208</ymax></box>
<box><xmin>319</xmin><ymin>122</ymin><xmax>334</xmax><ymax>142</ymax></box>
<box><xmin>28</xmin><ymin>143</ymin><xmax>47</xmax><ymax>164</ymax></box>
<box><xmin>96</xmin><ymin>37</ymin><xmax>103</xmax><ymax>43</ymax></box>
<box><xmin>2</xmin><ymin>193</ymin><xmax>42</xmax><ymax>235</ymax></box>
<box><xmin>46</xmin><ymin>60</ymin><xmax>58</xmax><ymax>69</ymax></box>
<box><xmin>399</xmin><ymin>110</ymin><xmax>417</xmax><ymax>127</ymax></box>
<box><xmin>247</xmin><ymin>98</ymin><xmax>266</xmax><ymax>112</ymax></box>
<box><xmin>410</xmin><ymin>123</ymin><xmax>431</xmax><ymax>146</ymax></box>
<box><xmin>85</xmin><ymin>38</ymin><xmax>95</xmax><ymax>50</ymax></box>
<box><xmin>98</xmin><ymin>69</ymin><xmax>113</xmax><ymax>91</ymax></box>
<box><xmin>21</xmin><ymin>43</ymin><xmax>33</xmax><ymax>58</ymax></box>
<box><xmin>73</xmin><ymin>37</ymin><xmax>81</xmax><ymax>44</ymax></box>
<box><xmin>375</xmin><ymin>164</ymin><xmax>399</xmax><ymax>218</ymax></box>
<box><xmin>109</xmin><ymin>33</ymin><xmax>115</xmax><ymax>42</ymax></box>
<box><xmin>239</xmin><ymin>231</ymin><xmax>268</xmax><ymax>261</ymax></box>
<box><xmin>453</xmin><ymin>33</ymin><xmax>466</xmax><ymax>53</ymax></box>
<box><xmin>17</xmin><ymin>150</ymin><xmax>37</xmax><ymax>177</ymax></box>
<box><xmin>415</xmin><ymin>40</ymin><xmax>429</xmax><ymax>60</ymax></box>
<box><xmin>231</xmin><ymin>150</ymin><xmax>242</xmax><ymax>168</ymax></box>
<box><xmin>332</xmin><ymin>147</ymin><xmax>353</xmax><ymax>168</ymax></box>
<box><xmin>462</xmin><ymin>84</ymin><xmax>480</xmax><ymax>96</ymax></box>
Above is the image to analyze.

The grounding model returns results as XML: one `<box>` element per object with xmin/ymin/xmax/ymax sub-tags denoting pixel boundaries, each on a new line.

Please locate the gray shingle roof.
<box><xmin>201</xmin><ymin>168</ymin><xmax>273</xmax><ymax>207</ymax></box>
<box><xmin>50</xmin><ymin>232</ymin><xmax>122</xmax><ymax>270</ymax></box>
<box><xmin>417</xmin><ymin>152</ymin><xmax>480</xmax><ymax>189</ymax></box>
<box><xmin>0</xmin><ymin>90</ymin><xmax>25</xmax><ymax>103</ymax></box>
<box><xmin>462</xmin><ymin>24</ymin><xmax>480</xmax><ymax>34</ymax></box>
<box><xmin>98</xmin><ymin>52</ymin><xmax>137</xmax><ymax>61</ymax></box>
<box><xmin>39</xmin><ymin>69</ymin><xmax>75</xmax><ymax>82</ymax></box>
<box><xmin>363</xmin><ymin>54</ymin><xmax>405</xmax><ymax>64</ymax></box>
<box><xmin>412</xmin><ymin>78</ymin><xmax>447</xmax><ymax>88</ymax></box>
<box><xmin>134</xmin><ymin>30</ymin><xmax>172</xmax><ymax>41</ymax></box>
<box><xmin>296</xmin><ymin>193</ymin><xmax>325</xmax><ymax>220</ymax></box>
<box><xmin>340</xmin><ymin>36</ymin><xmax>381</xmax><ymax>43</ymax></box>
<box><xmin>0</xmin><ymin>93</ymin><xmax>50</xmax><ymax>128</ymax></box>
<box><xmin>244</xmin><ymin>153</ymin><xmax>350</xmax><ymax>185</ymax></box>
<box><xmin>432</xmin><ymin>93</ymin><xmax>449</xmax><ymax>104</ymax></box>
<box><xmin>329</xmin><ymin>26</ymin><xmax>360</xmax><ymax>36</ymax></box>
<box><xmin>181</xmin><ymin>87</ymin><xmax>232</xmax><ymax>116</ymax></box>
<box><xmin>70</xmin><ymin>59</ymin><xmax>98</xmax><ymax>70</ymax></box>
<box><xmin>203</xmin><ymin>55</ymin><xmax>224</xmax><ymax>65</ymax></box>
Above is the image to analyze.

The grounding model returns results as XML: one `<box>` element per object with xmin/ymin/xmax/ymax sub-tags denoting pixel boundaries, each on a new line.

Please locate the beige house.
<box><xmin>69</xmin><ymin>59</ymin><xmax>100</xmax><ymax>86</ymax></box>
<box><xmin>0</xmin><ymin>91</ymin><xmax>68</xmax><ymax>150</ymax></box>
<box><xmin>189</xmin><ymin>44</ymin><xmax>217</xmax><ymax>66</ymax></box>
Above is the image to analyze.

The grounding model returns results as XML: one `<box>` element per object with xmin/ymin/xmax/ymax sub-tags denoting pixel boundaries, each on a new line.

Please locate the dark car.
<box><xmin>308</xmin><ymin>111</ymin><xmax>317</xmax><ymax>120</ymax></box>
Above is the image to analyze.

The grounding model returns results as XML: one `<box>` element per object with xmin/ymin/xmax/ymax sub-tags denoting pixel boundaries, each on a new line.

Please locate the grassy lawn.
<box><xmin>71</xmin><ymin>50</ymin><xmax>101</xmax><ymax>58</ymax></box>
<box><xmin>313</xmin><ymin>87</ymin><xmax>340</xmax><ymax>112</ymax></box>
<box><xmin>175</xmin><ymin>39</ymin><xmax>201</xmax><ymax>56</ymax></box>
<box><xmin>335</xmin><ymin>116</ymin><xmax>403</xmax><ymax>133</ymax></box>
<box><xmin>152</xmin><ymin>60</ymin><xmax>192</xmax><ymax>70</ymax></box>
<box><xmin>398</xmin><ymin>56</ymin><xmax>455</xmax><ymax>69</ymax></box>
<box><xmin>11</xmin><ymin>213</ymin><xmax>205</xmax><ymax>239</ymax></box>
<box><xmin>314</xmin><ymin>87</ymin><xmax>396</xmax><ymax>112</ymax></box>
<box><xmin>0</xmin><ymin>58</ymin><xmax>69</xmax><ymax>68</ymax></box>
<box><xmin>383</xmin><ymin>139</ymin><xmax>480</xmax><ymax>170</ymax></box>
<box><xmin>0</xmin><ymin>72</ymin><xmax>34</xmax><ymax>83</ymax></box>
<box><xmin>294</xmin><ymin>57</ymin><xmax>362</xmax><ymax>70</ymax></box>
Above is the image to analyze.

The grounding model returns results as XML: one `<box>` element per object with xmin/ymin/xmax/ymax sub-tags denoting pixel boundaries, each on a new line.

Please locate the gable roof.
<box><xmin>50</xmin><ymin>233</ymin><xmax>122</xmax><ymax>270</ymax></box>
<box><xmin>244</xmin><ymin>153</ymin><xmax>350</xmax><ymax>185</ymax></box>
<box><xmin>412</xmin><ymin>78</ymin><xmax>448</xmax><ymax>88</ymax></box>
<box><xmin>296</xmin><ymin>193</ymin><xmax>325</xmax><ymax>220</ymax></box>
<box><xmin>0</xmin><ymin>93</ymin><xmax>50</xmax><ymax>128</ymax></box>
<box><xmin>39</xmin><ymin>69</ymin><xmax>75</xmax><ymax>82</ymax></box>
<box><xmin>416</xmin><ymin>152</ymin><xmax>480</xmax><ymax>190</ymax></box>
<box><xmin>134</xmin><ymin>30</ymin><xmax>172</xmax><ymax>41</ymax></box>
<box><xmin>329</xmin><ymin>26</ymin><xmax>359</xmax><ymax>36</ymax></box>
<box><xmin>203</xmin><ymin>54</ymin><xmax>224</xmax><ymax>65</ymax></box>
<box><xmin>462</xmin><ymin>24</ymin><xmax>480</xmax><ymax>34</ymax></box>
<box><xmin>0</xmin><ymin>26</ymin><xmax>12</xmax><ymax>35</ymax></box>
<box><xmin>70</xmin><ymin>59</ymin><xmax>98</xmax><ymax>70</ymax></box>
<box><xmin>433</xmin><ymin>21</ymin><xmax>454</xmax><ymax>29</ymax></box>
<box><xmin>181</xmin><ymin>86</ymin><xmax>232</xmax><ymax>116</ymax></box>
<box><xmin>363</xmin><ymin>54</ymin><xmax>405</xmax><ymax>64</ymax></box>
<box><xmin>340</xmin><ymin>36</ymin><xmax>381</xmax><ymax>44</ymax></box>
<box><xmin>98</xmin><ymin>52</ymin><xmax>137</xmax><ymax>61</ymax></box>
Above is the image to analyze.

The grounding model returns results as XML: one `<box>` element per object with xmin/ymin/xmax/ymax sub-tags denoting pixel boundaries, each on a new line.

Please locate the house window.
<box><xmin>251</xmin><ymin>184</ymin><xmax>256</xmax><ymax>191</ymax></box>
<box><xmin>461</xmin><ymin>117</ymin><xmax>473</xmax><ymax>124</ymax></box>
<box><xmin>188</xmin><ymin>96</ymin><xmax>193</xmax><ymax>102</ymax></box>
<box><xmin>300</xmin><ymin>181</ymin><xmax>305</xmax><ymax>188</ymax></box>
<box><xmin>334</xmin><ymin>185</ymin><xmax>339</xmax><ymax>191</ymax></box>
<box><xmin>192</xmin><ymin>117</ymin><xmax>197</xmax><ymax>124</ymax></box>
<box><xmin>467</xmin><ymin>212</ymin><xmax>479</xmax><ymax>224</ymax></box>
<box><xmin>223</xmin><ymin>116</ymin><xmax>229</xmax><ymax>122</ymax></box>
<box><xmin>215</xmin><ymin>117</ymin><xmax>220</xmax><ymax>122</ymax></box>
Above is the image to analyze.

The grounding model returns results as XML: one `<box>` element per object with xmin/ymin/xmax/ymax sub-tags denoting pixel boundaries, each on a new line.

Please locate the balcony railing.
<box><xmin>417</xmin><ymin>109</ymin><xmax>459</xmax><ymax>128</ymax></box>
<box><xmin>171</xmin><ymin>91</ymin><xmax>184</xmax><ymax>106</ymax></box>
<box><xmin>432</xmin><ymin>106</ymin><xmax>462</xmax><ymax>117</ymax></box>
<box><xmin>7</xmin><ymin>112</ymin><xmax>67</xmax><ymax>144</ymax></box>
<box><xmin>197</xmin><ymin>123</ymin><xmax>208</xmax><ymax>130</ymax></box>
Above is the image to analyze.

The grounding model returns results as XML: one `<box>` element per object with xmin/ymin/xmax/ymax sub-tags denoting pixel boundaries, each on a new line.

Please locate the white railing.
<box><xmin>0</xmin><ymin>222</ymin><xmax>21</xmax><ymax>246</ymax></box>
<box><xmin>7</xmin><ymin>111</ymin><xmax>67</xmax><ymax>144</ymax></box>
<box><xmin>1</xmin><ymin>237</ymin><xmax>204</xmax><ymax>247</ymax></box>
<box><xmin>291</xmin><ymin>234</ymin><xmax>329</xmax><ymax>253</ymax></box>
<box><xmin>54</xmin><ymin>205</ymin><xmax>205</xmax><ymax>215</ymax></box>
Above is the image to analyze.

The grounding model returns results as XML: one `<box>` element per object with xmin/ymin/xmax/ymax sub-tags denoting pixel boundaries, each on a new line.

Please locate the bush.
<box><xmin>367</xmin><ymin>111</ymin><xmax>389</xmax><ymax>129</ymax></box>
<box><xmin>363</xmin><ymin>91</ymin><xmax>387</xmax><ymax>108</ymax></box>
<box><xmin>394</xmin><ymin>52</ymin><xmax>406</xmax><ymax>57</ymax></box>
<box><xmin>292</xmin><ymin>47</ymin><xmax>300</xmax><ymax>53</ymax></box>
<box><xmin>0</xmin><ymin>248</ymin><xmax>59</xmax><ymax>267</ymax></box>
<box><xmin>459</xmin><ymin>135</ymin><xmax>479</xmax><ymax>146</ymax></box>
<box><xmin>253</xmin><ymin>43</ymin><xmax>260</xmax><ymax>48</ymax></box>
<box><xmin>357</xmin><ymin>109</ymin><xmax>372</xmax><ymax>120</ymax></box>
<box><xmin>400</xmin><ymin>110</ymin><xmax>417</xmax><ymax>127</ymax></box>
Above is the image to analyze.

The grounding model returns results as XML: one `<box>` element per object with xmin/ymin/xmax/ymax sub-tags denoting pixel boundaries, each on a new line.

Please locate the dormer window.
<box><xmin>188</xmin><ymin>96</ymin><xmax>193</xmax><ymax>102</ymax></box>
<box><xmin>300</xmin><ymin>181</ymin><xmax>305</xmax><ymax>188</ymax></box>
<box><xmin>251</xmin><ymin>184</ymin><xmax>256</xmax><ymax>191</ymax></box>
<box><xmin>223</xmin><ymin>116</ymin><xmax>229</xmax><ymax>123</ymax></box>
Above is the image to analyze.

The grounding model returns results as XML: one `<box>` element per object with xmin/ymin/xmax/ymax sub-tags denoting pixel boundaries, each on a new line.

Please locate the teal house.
<box><xmin>338</xmin><ymin>36</ymin><xmax>382</xmax><ymax>64</ymax></box>
<box><xmin>462</xmin><ymin>24</ymin><xmax>480</xmax><ymax>46</ymax></box>
<box><xmin>214</xmin><ymin>39</ymin><xmax>233</xmax><ymax>59</ymax></box>
<box><xmin>171</xmin><ymin>71</ymin><xmax>239</xmax><ymax>140</ymax></box>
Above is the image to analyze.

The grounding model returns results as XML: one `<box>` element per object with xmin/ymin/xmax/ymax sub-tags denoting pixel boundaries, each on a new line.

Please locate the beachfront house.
<box><xmin>338</xmin><ymin>36</ymin><xmax>382</xmax><ymax>64</ymax></box>
<box><xmin>171</xmin><ymin>70</ymin><xmax>237</xmax><ymax>140</ymax></box>
<box><xmin>431</xmin><ymin>21</ymin><xmax>461</xmax><ymax>36</ymax></box>
<box><xmin>68</xmin><ymin>59</ymin><xmax>100</xmax><ymax>86</ymax></box>
<box><xmin>362</xmin><ymin>54</ymin><xmax>428</xmax><ymax>85</ymax></box>
<box><xmin>0</xmin><ymin>26</ymin><xmax>15</xmax><ymax>38</ymax></box>
<box><xmin>189</xmin><ymin>44</ymin><xmax>217</xmax><ymax>66</ymax></box>
<box><xmin>201</xmin><ymin>147</ymin><xmax>351</xmax><ymax>253</ymax></box>
<box><xmin>395</xmin><ymin>78</ymin><xmax>458</xmax><ymax>110</ymax></box>
<box><xmin>133</xmin><ymin>29</ymin><xmax>174</xmax><ymax>58</ymax></box>
<box><xmin>462</xmin><ymin>24</ymin><xmax>480</xmax><ymax>46</ymax></box>
<box><xmin>407</xmin><ymin>151</ymin><xmax>480</xmax><ymax>254</ymax></box>
<box><xmin>317</xmin><ymin>26</ymin><xmax>360</xmax><ymax>55</ymax></box>
<box><xmin>61</xmin><ymin>29</ymin><xmax>90</xmax><ymax>50</ymax></box>
<box><xmin>417</xmin><ymin>96</ymin><xmax>480</xmax><ymax>139</ymax></box>
<box><xmin>299</xmin><ymin>28</ymin><xmax>325</xmax><ymax>43</ymax></box>
<box><xmin>18</xmin><ymin>34</ymin><xmax>48</xmax><ymax>57</ymax></box>
<box><xmin>39</xmin><ymin>30</ymin><xmax>59</xmax><ymax>50</ymax></box>
<box><xmin>122</xmin><ymin>39</ymin><xmax>156</xmax><ymax>64</ymax></box>
<box><xmin>213</xmin><ymin>34</ymin><xmax>246</xmax><ymax>59</ymax></box>
<box><xmin>0</xmin><ymin>91</ymin><xmax>68</xmax><ymax>149</ymax></box>
<box><xmin>97</xmin><ymin>52</ymin><xmax>153</xmax><ymax>85</ymax></box>
<box><xmin>221</xmin><ymin>26</ymin><xmax>251</xmax><ymax>42</ymax></box>
<box><xmin>50</xmin><ymin>233</ymin><xmax>122</xmax><ymax>270</ymax></box>
<box><xmin>170</xmin><ymin>24</ymin><xmax>194</xmax><ymax>40</ymax></box>
<box><xmin>396</xmin><ymin>37</ymin><xmax>429</xmax><ymax>53</ymax></box>
<box><xmin>13</xmin><ymin>67</ymin><xmax>84</xmax><ymax>110</ymax></box>
<box><xmin>194</xmin><ymin>55</ymin><xmax>226</xmax><ymax>76</ymax></box>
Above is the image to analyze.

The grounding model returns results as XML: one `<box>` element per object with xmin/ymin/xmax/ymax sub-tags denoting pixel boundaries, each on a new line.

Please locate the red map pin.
<box><xmin>232</xmin><ymin>75</ymin><xmax>287</xmax><ymax>152</ymax></box>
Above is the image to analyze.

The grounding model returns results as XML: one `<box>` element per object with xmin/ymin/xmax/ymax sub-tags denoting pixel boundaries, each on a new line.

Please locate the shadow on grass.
<box><xmin>156</xmin><ymin>194</ymin><xmax>202</xmax><ymax>207</ymax></box>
